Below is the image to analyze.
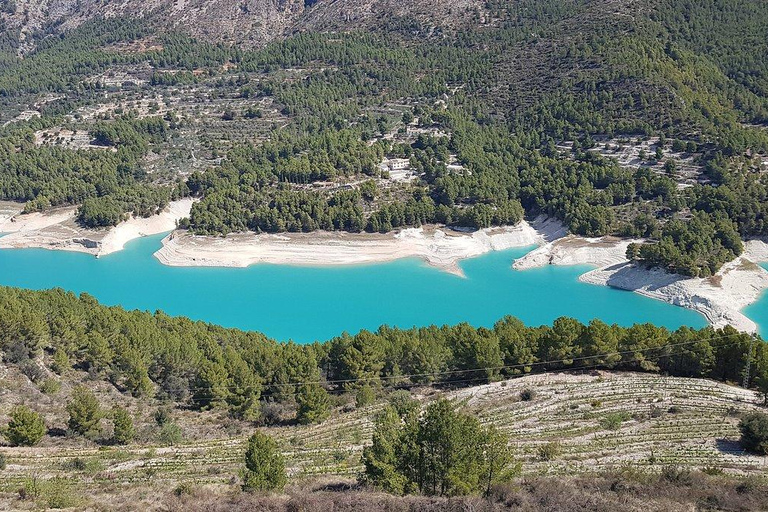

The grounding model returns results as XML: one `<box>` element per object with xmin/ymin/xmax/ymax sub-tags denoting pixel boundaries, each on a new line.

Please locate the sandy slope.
<box><xmin>514</xmin><ymin>235</ymin><xmax>768</xmax><ymax>333</ymax></box>
<box><xmin>154</xmin><ymin>216</ymin><xmax>567</xmax><ymax>277</ymax></box>
<box><xmin>98</xmin><ymin>198</ymin><xmax>195</xmax><ymax>256</ymax></box>
<box><xmin>0</xmin><ymin>198</ymin><xmax>194</xmax><ymax>256</ymax></box>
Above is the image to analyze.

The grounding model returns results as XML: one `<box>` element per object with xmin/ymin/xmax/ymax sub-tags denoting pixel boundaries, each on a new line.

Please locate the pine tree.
<box><xmin>295</xmin><ymin>383</ymin><xmax>330</xmax><ymax>425</ymax></box>
<box><xmin>111</xmin><ymin>406</ymin><xmax>135</xmax><ymax>445</ymax></box>
<box><xmin>5</xmin><ymin>406</ymin><xmax>46</xmax><ymax>447</ymax></box>
<box><xmin>66</xmin><ymin>386</ymin><xmax>102</xmax><ymax>436</ymax></box>
<box><xmin>242</xmin><ymin>432</ymin><xmax>287</xmax><ymax>492</ymax></box>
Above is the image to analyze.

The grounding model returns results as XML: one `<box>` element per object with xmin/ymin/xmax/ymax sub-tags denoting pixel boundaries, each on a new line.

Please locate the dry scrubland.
<box><xmin>1</xmin><ymin>371</ymin><xmax>768</xmax><ymax>510</ymax></box>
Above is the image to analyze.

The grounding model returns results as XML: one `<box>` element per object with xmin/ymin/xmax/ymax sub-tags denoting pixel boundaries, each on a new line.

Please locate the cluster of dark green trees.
<box><xmin>240</xmin><ymin>394</ymin><xmax>519</xmax><ymax>497</ymax></box>
<box><xmin>1</xmin><ymin>287</ymin><xmax>767</xmax><ymax>426</ymax></box>
<box><xmin>361</xmin><ymin>395</ymin><xmax>516</xmax><ymax>496</ymax></box>
<box><xmin>626</xmin><ymin>212</ymin><xmax>744</xmax><ymax>277</ymax></box>
<box><xmin>3</xmin><ymin>386</ymin><xmax>135</xmax><ymax>447</ymax></box>
<box><xmin>0</xmin><ymin>115</ymin><xmax>175</xmax><ymax>228</ymax></box>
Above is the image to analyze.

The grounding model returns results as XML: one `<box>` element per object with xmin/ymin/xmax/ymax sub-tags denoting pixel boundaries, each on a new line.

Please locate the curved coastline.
<box><xmin>513</xmin><ymin>235</ymin><xmax>768</xmax><ymax>334</ymax></box>
<box><xmin>1</xmin><ymin>200</ymin><xmax>767</xmax><ymax>332</ymax></box>
<box><xmin>0</xmin><ymin>198</ymin><xmax>195</xmax><ymax>257</ymax></box>
<box><xmin>153</xmin><ymin>216</ymin><xmax>567</xmax><ymax>277</ymax></box>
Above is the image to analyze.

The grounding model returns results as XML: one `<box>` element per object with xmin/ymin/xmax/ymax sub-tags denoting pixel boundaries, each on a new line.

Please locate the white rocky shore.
<box><xmin>3</xmin><ymin>199</ymin><xmax>768</xmax><ymax>332</ymax></box>
<box><xmin>154</xmin><ymin>216</ymin><xmax>567</xmax><ymax>277</ymax></box>
<box><xmin>513</xmin><ymin>235</ymin><xmax>768</xmax><ymax>333</ymax></box>
<box><xmin>0</xmin><ymin>198</ymin><xmax>194</xmax><ymax>256</ymax></box>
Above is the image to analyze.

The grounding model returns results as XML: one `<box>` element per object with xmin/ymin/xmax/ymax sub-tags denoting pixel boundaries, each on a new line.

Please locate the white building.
<box><xmin>387</xmin><ymin>158</ymin><xmax>410</xmax><ymax>171</ymax></box>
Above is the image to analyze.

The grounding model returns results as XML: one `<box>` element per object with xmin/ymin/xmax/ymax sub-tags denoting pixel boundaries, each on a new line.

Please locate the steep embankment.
<box><xmin>514</xmin><ymin>236</ymin><xmax>768</xmax><ymax>333</ymax></box>
<box><xmin>0</xmin><ymin>198</ymin><xmax>194</xmax><ymax>256</ymax></box>
<box><xmin>154</xmin><ymin>216</ymin><xmax>566</xmax><ymax>276</ymax></box>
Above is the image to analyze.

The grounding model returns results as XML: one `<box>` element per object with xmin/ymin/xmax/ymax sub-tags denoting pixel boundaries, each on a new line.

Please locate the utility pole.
<box><xmin>743</xmin><ymin>334</ymin><xmax>756</xmax><ymax>389</ymax></box>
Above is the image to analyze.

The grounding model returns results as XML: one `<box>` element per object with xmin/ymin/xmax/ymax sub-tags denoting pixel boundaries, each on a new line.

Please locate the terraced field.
<box><xmin>1</xmin><ymin>371</ymin><xmax>766</xmax><ymax>508</ymax></box>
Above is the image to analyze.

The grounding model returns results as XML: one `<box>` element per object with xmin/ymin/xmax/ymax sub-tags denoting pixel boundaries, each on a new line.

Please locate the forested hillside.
<box><xmin>3</xmin><ymin>287</ymin><xmax>768</xmax><ymax>509</ymax></box>
<box><xmin>1</xmin><ymin>286</ymin><xmax>765</xmax><ymax>424</ymax></box>
<box><xmin>4</xmin><ymin>3</ymin><xmax>768</xmax><ymax>508</ymax></box>
<box><xmin>0</xmin><ymin>0</ymin><xmax>767</xmax><ymax>275</ymax></box>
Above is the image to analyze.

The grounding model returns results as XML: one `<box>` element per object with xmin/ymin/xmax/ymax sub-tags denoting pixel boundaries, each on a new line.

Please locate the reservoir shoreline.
<box><xmin>2</xmin><ymin>200</ymin><xmax>768</xmax><ymax>333</ymax></box>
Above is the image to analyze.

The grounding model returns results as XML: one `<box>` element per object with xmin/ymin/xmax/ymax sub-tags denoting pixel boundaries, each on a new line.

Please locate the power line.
<box><xmin>181</xmin><ymin>338</ymin><xmax>749</xmax><ymax>403</ymax></box>
<box><xmin>176</xmin><ymin>331</ymin><xmax>750</xmax><ymax>398</ymax></box>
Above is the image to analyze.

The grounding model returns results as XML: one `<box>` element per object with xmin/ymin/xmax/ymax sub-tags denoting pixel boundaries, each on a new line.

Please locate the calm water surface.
<box><xmin>741</xmin><ymin>263</ymin><xmax>768</xmax><ymax>335</ymax></box>
<box><xmin>0</xmin><ymin>233</ymin><xmax>707</xmax><ymax>342</ymax></box>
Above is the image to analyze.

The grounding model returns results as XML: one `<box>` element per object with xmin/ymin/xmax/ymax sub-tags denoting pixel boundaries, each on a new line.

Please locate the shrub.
<box><xmin>20</xmin><ymin>361</ymin><xmax>45</xmax><ymax>383</ymax></box>
<box><xmin>38</xmin><ymin>378</ymin><xmax>61</xmax><ymax>395</ymax></box>
<box><xmin>520</xmin><ymin>388</ymin><xmax>536</xmax><ymax>402</ymax></box>
<box><xmin>739</xmin><ymin>412</ymin><xmax>768</xmax><ymax>455</ymax></box>
<box><xmin>111</xmin><ymin>407</ymin><xmax>135</xmax><ymax>445</ymax></box>
<box><xmin>21</xmin><ymin>476</ymin><xmax>80</xmax><ymax>509</ymax></box>
<box><xmin>61</xmin><ymin>457</ymin><xmax>103</xmax><ymax>474</ymax></box>
<box><xmin>66</xmin><ymin>386</ymin><xmax>102</xmax><ymax>437</ymax></box>
<box><xmin>5</xmin><ymin>406</ymin><xmax>46</xmax><ymax>447</ymax></box>
<box><xmin>42</xmin><ymin>477</ymin><xmax>80</xmax><ymax>509</ymax></box>
<box><xmin>158</xmin><ymin>422</ymin><xmax>183</xmax><ymax>446</ymax></box>
<box><xmin>537</xmin><ymin>442</ymin><xmax>562</xmax><ymax>461</ymax></box>
<box><xmin>173</xmin><ymin>482</ymin><xmax>194</xmax><ymax>497</ymax></box>
<box><xmin>388</xmin><ymin>390</ymin><xmax>419</xmax><ymax>418</ymax></box>
<box><xmin>153</xmin><ymin>407</ymin><xmax>172</xmax><ymax>426</ymax></box>
<box><xmin>261</xmin><ymin>401</ymin><xmax>291</xmax><ymax>426</ymax></box>
<box><xmin>61</xmin><ymin>457</ymin><xmax>88</xmax><ymax>471</ymax></box>
<box><xmin>0</xmin><ymin>453</ymin><xmax>6</xmax><ymax>470</ymax></box>
<box><xmin>600</xmin><ymin>412</ymin><xmax>631</xmax><ymax>431</ymax></box>
<box><xmin>661</xmin><ymin>465</ymin><xmax>693</xmax><ymax>486</ymax></box>
<box><xmin>242</xmin><ymin>431</ymin><xmax>286</xmax><ymax>492</ymax></box>
<box><xmin>356</xmin><ymin>385</ymin><xmax>376</xmax><ymax>408</ymax></box>
<box><xmin>296</xmin><ymin>383</ymin><xmax>330</xmax><ymax>425</ymax></box>
<box><xmin>51</xmin><ymin>349</ymin><xmax>71</xmax><ymax>375</ymax></box>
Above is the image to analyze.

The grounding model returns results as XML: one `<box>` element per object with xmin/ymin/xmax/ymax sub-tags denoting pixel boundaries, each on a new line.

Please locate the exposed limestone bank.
<box><xmin>513</xmin><ymin>236</ymin><xmax>768</xmax><ymax>333</ymax></box>
<box><xmin>154</xmin><ymin>216</ymin><xmax>568</xmax><ymax>277</ymax></box>
<box><xmin>0</xmin><ymin>198</ymin><xmax>195</xmax><ymax>256</ymax></box>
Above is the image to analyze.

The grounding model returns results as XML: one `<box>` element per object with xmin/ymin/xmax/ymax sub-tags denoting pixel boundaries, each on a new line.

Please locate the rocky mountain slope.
<box><xmin>1</xmin><ymin>0</ymin><xmax>485</xmax><ymax>53</ymax></box>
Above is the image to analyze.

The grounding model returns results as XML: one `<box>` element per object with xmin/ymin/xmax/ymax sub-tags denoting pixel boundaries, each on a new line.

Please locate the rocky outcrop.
<box><xmin>3</xmin><ymin>0</ymin><xmax>485</xmax><ymax>54</ymax></box>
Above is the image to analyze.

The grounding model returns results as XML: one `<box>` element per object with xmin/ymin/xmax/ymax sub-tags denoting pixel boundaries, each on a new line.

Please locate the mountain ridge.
<box><xmin>1</xmin><ymin>0</ymin><xmax>486</xmax><ymax>54</ymax></box>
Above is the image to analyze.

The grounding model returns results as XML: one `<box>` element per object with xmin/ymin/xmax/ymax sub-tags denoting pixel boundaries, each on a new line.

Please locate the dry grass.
<box><xmin>1</xmin><ymin>371</ymin><xmax>767</xmax><ymax>510</ymax></box>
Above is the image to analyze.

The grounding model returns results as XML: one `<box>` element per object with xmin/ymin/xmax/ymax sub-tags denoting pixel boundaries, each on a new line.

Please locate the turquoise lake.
<box><xmin>0</xmin><ymin>233</ymin><xmax>707</xmax><ymax>342</ymax></box>
<box><xmin>742</xmin><ymin>263</ymin><xmax>768</xmax><ymax>336</ymax></box>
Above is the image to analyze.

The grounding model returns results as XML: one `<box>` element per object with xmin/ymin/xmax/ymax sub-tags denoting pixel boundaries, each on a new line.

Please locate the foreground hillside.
<box><xmin>1</xmin><ymin>370</ymin><xmax>767</xmax><ymax>510</ymax></box>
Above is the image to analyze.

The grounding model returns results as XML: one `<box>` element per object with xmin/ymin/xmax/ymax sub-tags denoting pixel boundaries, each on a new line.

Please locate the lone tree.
<box><xmin>295</xmin><ymin>383</ymin><xmax>330</xmax><ymax>425</ymax></box>
<box><xmin>5</xmin><ymin>405</ymin><xmax>46</xmax><ymax>447</ymax></box>
<box><xmin>242</xmin><ymin>432</ymin><xmax>287</xmax><ymax>492</ymax></box>
<box><xmin>362</xmin><ymin>398</ymin><xmax>519</xmax><ymax>496</ymax></box>
<box><xmin>111</xmin><ymin>406</ymin><xmax>135</xmax><ymax>445</ymax></box>
<box><xmin>66</xmin><ymin>386</ymin><xmax>102</xmax><ymax>436</ymax></box>
<box><xmin>739</xmin><ymin>412</ymin><xmax>768</xmax><ymax>455</ymax></box>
